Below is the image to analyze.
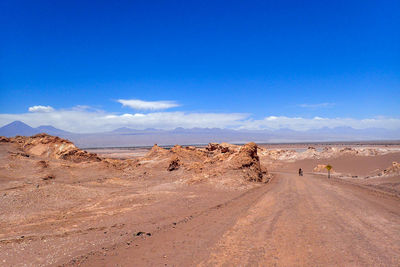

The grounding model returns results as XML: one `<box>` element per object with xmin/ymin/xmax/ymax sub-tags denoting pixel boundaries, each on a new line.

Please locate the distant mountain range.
<box><xmin>0</xmin><ymin>121</ymin><xmax>72</xmax><ymax>137</ymax></box>
<box><xmin>1</xmin><ymin>121</ymin><xmax>399</xmax><ymax>148</ymax></box>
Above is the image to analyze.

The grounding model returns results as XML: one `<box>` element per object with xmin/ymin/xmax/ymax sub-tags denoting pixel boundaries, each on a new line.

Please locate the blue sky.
<box><xmin>0</xmin><ymin>0</ymin><xmax>399</xmax><ymax>132</ymax></box>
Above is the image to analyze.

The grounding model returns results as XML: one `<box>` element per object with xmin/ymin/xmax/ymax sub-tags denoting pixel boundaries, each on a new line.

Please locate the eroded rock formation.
<box><xmin>2</xmin><ymin>133</ymin><xmax>101</xmax><ymax>162</ymax></box>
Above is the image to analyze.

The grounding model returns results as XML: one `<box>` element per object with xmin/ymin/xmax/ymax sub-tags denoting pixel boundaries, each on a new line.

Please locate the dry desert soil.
<box><xmin>0</xmin><ymin>135</ymin><xmax>400</xmax><ymax>266</ymax></box>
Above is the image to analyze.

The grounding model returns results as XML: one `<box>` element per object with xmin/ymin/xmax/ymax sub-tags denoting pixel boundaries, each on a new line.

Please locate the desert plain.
<box><xmin>0</xmin><ymin>134</ymin><xmax>400</xmax><ymax>266</ymax></box>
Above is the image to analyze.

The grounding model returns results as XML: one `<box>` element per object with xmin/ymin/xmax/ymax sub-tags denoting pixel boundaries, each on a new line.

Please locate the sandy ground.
<box><xmin>275</xmin><ymin>153</ymin><xmax>400</xmax><ymax>197</ymax></box>
<box><xmin>278</xmin><ymin>153</ymin><xmax>400</xmax><ymax>175</ymax></box>
<box><xmin>85</xmin><ymin>148</ymin><xmax>149</xmax><ymax>159</ymax></box>
<box><xmin>1</xmin><ymin>139</ymin><xmax>400</xmax><ymax>266</ymax></box>
<box><xmin>62</xmin><ymin>172</ymin><xmax>400</xmax><ymax>266</ymax></box>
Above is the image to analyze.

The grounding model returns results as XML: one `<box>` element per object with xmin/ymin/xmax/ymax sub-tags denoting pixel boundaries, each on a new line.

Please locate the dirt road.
<box><xmin>70</xmin><ymin>172</ymin><xmax>400</xmax><ymax>266</ymax></box>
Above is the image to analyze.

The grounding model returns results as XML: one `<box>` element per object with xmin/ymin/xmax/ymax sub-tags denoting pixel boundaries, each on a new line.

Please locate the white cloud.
<box><xmin>266</xmin><ymin>116</ymin><xmax>278</xmax><ymax>121</ymax></box>
<box><xmin>0</xmin><ymin>107</ymin><xmax>247</xmax><ymax>133</ymax></box>
<box><xmin>238</xmin><ymin>116</ymin><xmax>400</xmax><ymax>131</ymax></box>
<box><xmin>117</xmin><ymin>99</ymin><xmax>180</xmax><ymax>110</ymax></box>
<box><xmin>1</xmin><ymin>106</ymin><xmax>399</xmax><ymax>133</ymax></box>
<box><xmin>298</xmin><ymin>103</ymin><xmax>335</xmax><ymax>108</ymax></box>
<box><xmin>28</xmin><ymin>105</ymin><xmax>54</xmax><ymax>113</ymax></box>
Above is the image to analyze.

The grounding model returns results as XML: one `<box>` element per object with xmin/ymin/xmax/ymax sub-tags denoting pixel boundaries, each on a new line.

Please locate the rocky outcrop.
<box><xmin>142</xmin><ymin>142</ymin><xmax>268</xmax><ymax>183</ymax></box>
<box><xmin>231</xmin><ymin>142</ymin><xmax>265</xmax><ymax>182</ymax></box>
<box><xmin>206</xmin><ymin>143</ymin><xmax>238</xmax><ymax>154</ymax></box>
<box><xmin>313</xmin><ymin>164</ymin><xmax>329</xmax><ymax>172</ymax></box>
<box><xmin>58</xmin><ymin>148</ymin><xmax>101</xmax><ymax>162</ymax></box>
<box><xmin>1</xmin><ymin>134</ymin><xmax>270</xmax><ymax>185</ymax></box>
<box><xmin>145</xmin><ymin>144</ymin><xmax>169</xmax><ymax>158</ymax></box>
<box><xmin>0</xmin><ymin>136</ymin><xmax>10</xmax><ymax>142</ymax></box>
<box><xmin>167</xmin><ymin>157</ymin><xmax>180</xmax><ymax>171</ymax></box>
<box><xmin>102</xmin><ymin>158</ymin><xmax>140</xmax><ymax>170</ymax></box>
<box><xmin>313</xmin><ymin>164</ymin><xmax>335</xmax><ymax>174</ymax></box>
<box><xmin>5</xmin><ymin>133</ymin><xmax>101</xmax><ymax>163</ymax></box>
<box><xmin>379</xmin><ymin>162</ymin><xmax>400</xmax><ymax>176</ymax></box>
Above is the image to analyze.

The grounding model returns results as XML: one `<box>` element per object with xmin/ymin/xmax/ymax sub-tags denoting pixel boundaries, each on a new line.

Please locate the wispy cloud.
<box><xmin>28</xmin><ymin>105</ymin><xmax>54</xmax><ymax>113</ymax></box>
<box><xmin>298</xmin><ymin>103</ymin><xmax>335</xmax><ymax>108</ymax></box>
<box><xmin>117</xmin><ymin>99</ymin><xmax>180</xmax><ymax>110</ymax></box>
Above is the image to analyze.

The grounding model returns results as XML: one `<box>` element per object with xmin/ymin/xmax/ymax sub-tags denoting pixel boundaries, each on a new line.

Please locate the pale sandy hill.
<box><xmin>5</xmin><ymin>133</ymin><xmax>101</xmax><ymax>162</ymax></box>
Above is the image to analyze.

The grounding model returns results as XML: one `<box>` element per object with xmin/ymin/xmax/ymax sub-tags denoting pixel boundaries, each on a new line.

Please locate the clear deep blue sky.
<box><xmin>1</xmin><ymin>0</ymin><xmax>399</xmax><ymax>120</ymax></box>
